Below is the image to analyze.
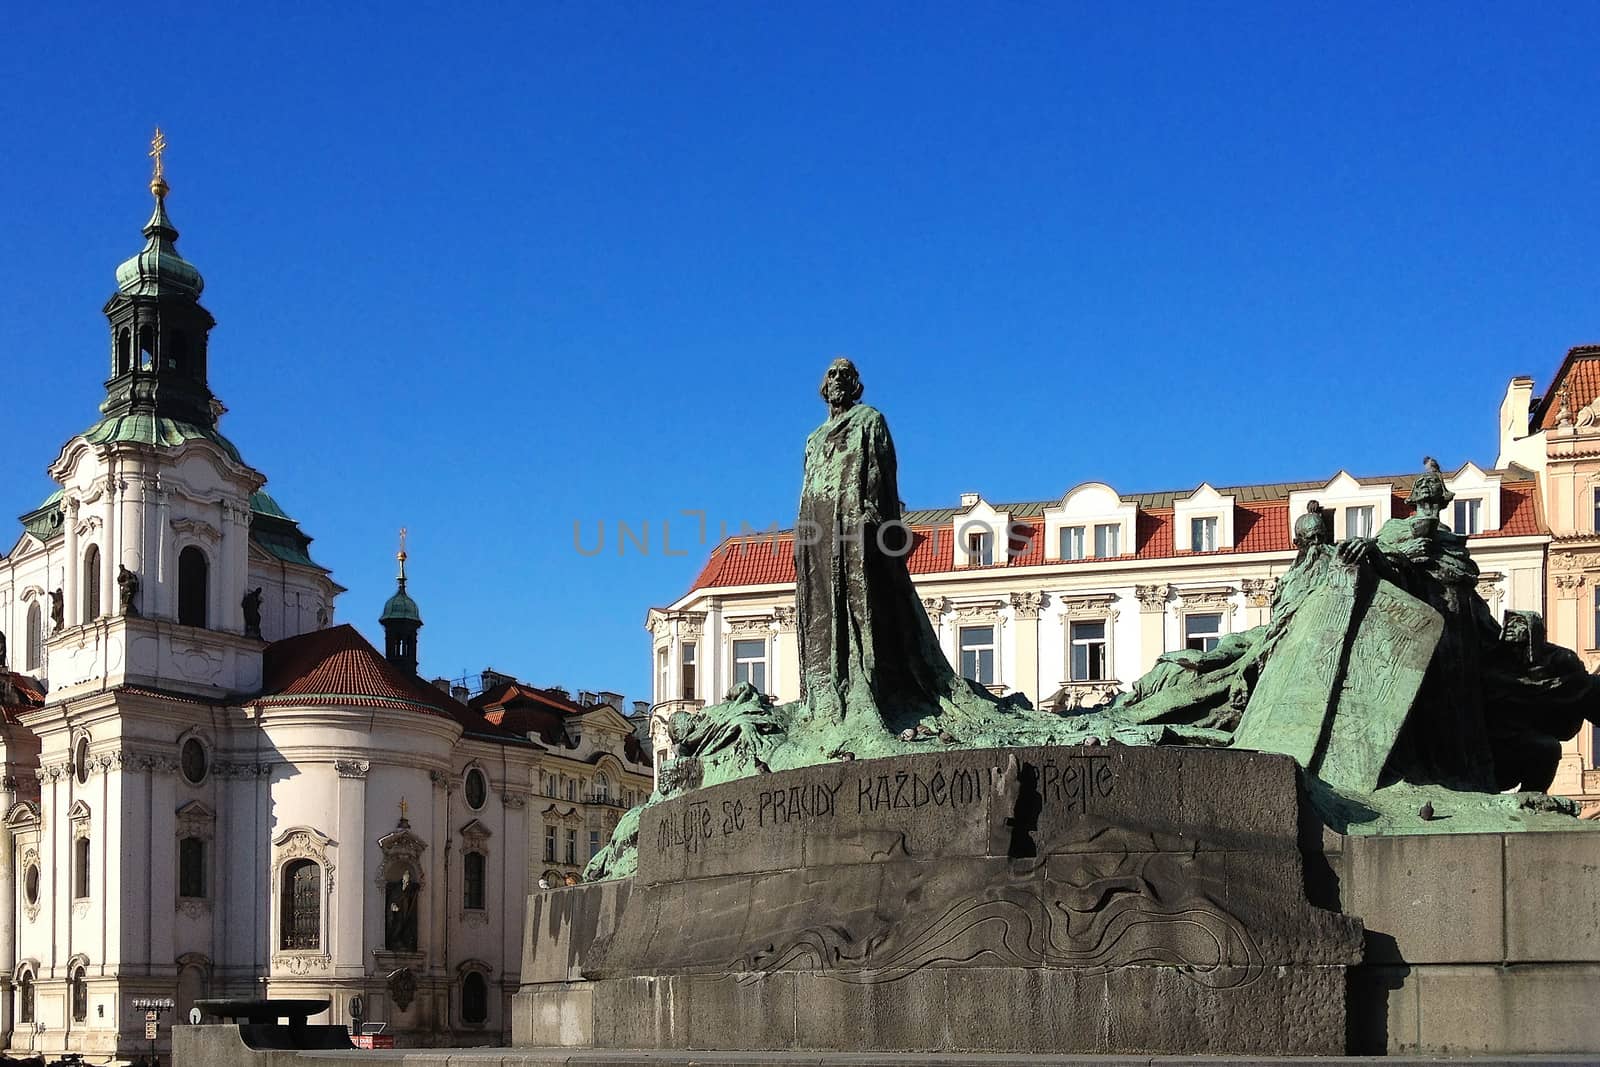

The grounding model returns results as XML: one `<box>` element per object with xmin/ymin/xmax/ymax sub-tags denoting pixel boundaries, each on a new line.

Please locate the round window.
<box><xmin>24</xmin><ymin>863</ymin><xmax>39</xmax><ymax>906</ymax></box>
<box><xmin>464</xmin><ymin>768</ymin><xmax>487</xmax><ymax>811</ymax></box>
<box><xmin>73</xmin><ymin>737</ymin><xmax>90</xmax><ymax>785</ymax></box>
<box><xmin>181</xmin><ymin>738</ymin><xmax>208</xmax><ymax>784</ymax></box>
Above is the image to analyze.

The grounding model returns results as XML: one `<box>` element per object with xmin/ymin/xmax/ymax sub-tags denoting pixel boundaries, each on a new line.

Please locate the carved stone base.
<box><xmin>518</xmin><ymin>746</ymin><xmax>1362</xmax><ymax>1056</ymax></box>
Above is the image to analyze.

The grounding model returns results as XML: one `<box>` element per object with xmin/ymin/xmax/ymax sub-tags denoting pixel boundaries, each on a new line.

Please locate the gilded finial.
<box><xmin>397</xmin><ymin>527</ymin><xmax>409</xmax><ymax>579</ymax></box>
<box><xmin>148</xmin><ymin>127</ymin><xmax>169</xmax><ymax>200</ymax></box>
<box><xmin>399</xmin><ymin>796</ymin><xmax>409</xmax><ymax>824</ymax></box>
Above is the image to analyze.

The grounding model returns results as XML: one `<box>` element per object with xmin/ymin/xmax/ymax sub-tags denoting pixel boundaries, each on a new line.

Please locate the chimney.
<box><xmin>450</xmin><ymin>685</ymin><xmax>470</xmax><ymax>702</ymax></box>
<box><xmin>633</xmin><ymin>700</ymin><xmax>650</xmax><ymax>716</ymax></box>
<box><xmin>430</xmin><ymin>677</ymin><xmax>450</xmax><ymax>692</ymax></box>
<box><xmin>548</xmin><ymin>686</ymin><xmax>570</xmax><ymax>702</ymax></box>
<box><xmin>960</xmin><ymin>492</ymin><xmax>980</xmax><ymax>508</ymax></box>
<box><xmin>578</xmin><ymin>690</ymin><xmax>598</xmax><ymax>707</ymax></box>
<box><xmin>480</xmin><ymin>668</ymin><xmax>516</xmax><ymax>693</ymax></box>
<box><xmin>599</xmin><ymin>690</ymin><xmax>624</xmax><ymax>709</ymax></box>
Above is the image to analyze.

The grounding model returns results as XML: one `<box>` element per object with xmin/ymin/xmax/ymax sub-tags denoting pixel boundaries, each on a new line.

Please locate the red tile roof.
<box><xmin>1536</xmin><ymin>345</ymin><xmax>1600</xmax><ymax>430</ymax></box>
<box><xmin>688</xmin><ymin>482</ymin><xmax>1544</xmax><ymax>590</ymax></box>
<box><xmin>0</xmin><ymin>671</ymin><xmax>45</xmax><ymax>724</ymax></box>
<box><xmin>469</xmin><ymin>683</ymin><xmax>652</xmax><ymax>764</ymax></box>
<box><xmin>258</xmin><ymin>625</ymin><xmax>477</xmax><ymax>722</ymax></box>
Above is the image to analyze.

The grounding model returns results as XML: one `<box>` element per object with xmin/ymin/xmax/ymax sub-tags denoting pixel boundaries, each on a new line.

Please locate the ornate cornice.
<box><xmin>922</xmin><ymin>596</ymin><xmax>949</xmax><ymax>621</ymax></box>
<box><xmin>726</xmin><ymin>615</ymin><xmax>774</xmax><ymax>635</ymax></box>
<box><xmin>1555</xmin><ymin>572</ymin><xmax>1589</xmax><ymax>597</ymax></box>
<box><xmin>1055</xmin><ymin>593</ymin><xmax>1116</xmax><ymax>621</ymax></box>
<box><xmin>170</xmin><ymin>517</ymin><xmax>221</xmax><ymax>544</ymax></box>
<box><xmin>1176</xmin><ymin>585</ymin><xmax>1238</xmax><ymax>614</ymax></box>
<box><xmin>271</xmin><ymin>953</ymin><xmax>330</xmax><ymax>976</ymax></box>
<box><xmin>951</xmin><ymin>600</ymin><xmax>1006</xmax><ymax>625</ymax></box>
<box><xmin>1241</xmin><ymin>578</ymin><xmax>1276</xmax><ymax>609</ymax></box>
<box><xmin>772</xmin><ymin>605</ymin><xmax>797</xmax><ymax>633</ymax></box>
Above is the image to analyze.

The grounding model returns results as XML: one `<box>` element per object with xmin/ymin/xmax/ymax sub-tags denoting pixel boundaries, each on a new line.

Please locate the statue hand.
<box><xmin>1337</xmin><ymin>538</ymin><xmax>1373</xmax><ymax>565</ymax></box>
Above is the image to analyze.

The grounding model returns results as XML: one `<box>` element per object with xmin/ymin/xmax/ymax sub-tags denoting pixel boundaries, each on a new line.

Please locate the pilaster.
<box><xmin>1135</xmin><ymin>584</ymin><xmax>1170</xmax><ymax>674</ymax></box>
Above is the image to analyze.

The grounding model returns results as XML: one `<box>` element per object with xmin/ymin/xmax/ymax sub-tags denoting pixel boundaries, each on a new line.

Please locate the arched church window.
<box><xmin>280</xmin><ymin>860</ymin><xmax>321</xmax><ymax>950</ymax></box>
<box><xmin>117</xmin><ymin>329</ymin><xmax>132</xmax><ymax>374</ymax></box>
<box><xmin>17</xmin><ymin>969</ymin><xmax>33</xmax><ymax>1024</ymax></box>
<box><xmin>594</xmin><ymin>772</ymin><xmax>610</xmax><ymax>803</ymax></box>
<box><xmin>167</xmin><ymin>329</ymin><xmax>187</xmax><ymax>372</ymax></box>
<box><xmin>70</xmin><ymin>966</ymin><xmax>87</xmax><ymax>1022</ymax></box>
<box><xmin>460</xmin><ymin>971</ymin><xmax>488</xmax><ymax>1025</ymax></box>
<box><xmin>138</xmin><ymin>326</ymin><xmax>155</xmax><ymax>372</ymax></box>
<box><xmin>26</xmin><ymin>604</ymin><xmax>41</xmax><ymax>670</ymax></box>
<box><xmin>178</xmin><ymin>547</ymin><xmax>208</xmax><ymax>628</ymax></box>
<box><xmin>82</xmin><ymin>545</ymin><xmax>101</xmax><ymax>622</ymax></box>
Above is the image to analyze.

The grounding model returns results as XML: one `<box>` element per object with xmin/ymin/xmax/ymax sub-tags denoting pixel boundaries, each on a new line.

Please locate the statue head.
<box><xmin>1501</xmin><ymin>609</ymin><xmax>1545</xmax><ymax>662</ymax></box>
<box><xmin>1407</xmin><ymin>455</ymin><xmax>1454</xmax><ymax>520</ymax></box>
<box><xmin>820</xmin><ymin>358</ymin><xmax>864</xmax><ymax>413</ymax></box>
<box><xmin>1294</xmin><ymin>500</ymin><xmax>1332</xmax><ymax>549</ymax></box>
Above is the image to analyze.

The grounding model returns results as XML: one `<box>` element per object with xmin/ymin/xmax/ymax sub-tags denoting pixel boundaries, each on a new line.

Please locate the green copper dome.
<box><xmin>380</xmin><ymin>579</ymin><xmax>423</xmax><ymax>625</ymax></box>
<box><xmin>114</xmin><ymin>197</ymin><xmax>204</xmax><ymax>298</ymax></box>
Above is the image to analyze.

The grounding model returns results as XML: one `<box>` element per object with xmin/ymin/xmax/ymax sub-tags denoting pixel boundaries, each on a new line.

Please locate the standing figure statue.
<box><xmin>49</xmin><ymin>589</ymin><xmax>63</xmax><ymax>634</ymax></box>
<box><xmin>242</xmin><ymin>587</ymin><xmax>264</xmax><ymax>639</ymax></box>
<box><xmin>117</xmin><ymin>565</ymin><xmax>140</xmax><ymax>617</ymax></box>
<box><xmin>795</xmin><ymin>358</ymin><xmax>1018</xmax><ymax>735</ymax></box>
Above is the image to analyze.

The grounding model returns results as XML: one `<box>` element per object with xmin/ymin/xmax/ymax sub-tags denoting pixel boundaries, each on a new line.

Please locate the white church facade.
<box><xmin>0</xmin><ymin>154</ymin><xmax>651</xmax><ymax>1056</ymax></box>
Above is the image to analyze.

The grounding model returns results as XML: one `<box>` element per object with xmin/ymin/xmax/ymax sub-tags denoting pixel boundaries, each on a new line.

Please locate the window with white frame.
<box><xmin>1060</xmin><ymin>525</ymin><xmax>1086</xmax><ymax>561</ymax></box>
<box><xmin>1452</xmin><ymin>498</ymin><xmax>1483</xmax><ymax>535</ymax></box>
<box><xmin>1069</xmin><ymin>620</ymin><xmax>1107</xmax><ymax>681</ymax></box>
<box><xmin>967</xmin><ymin>531</ymin><xmax>994</xmax><ymax>566</ymax></box>
<box><xmin>543</xmin><ymin>825</ymin><xmax>556</xmax><ymax>862</ymax></box>
<box><xmin>733</xmin><ymin>638</ymin><xmax>768</xmax><ymax>692</ymax></box>
<box><xmin>1345</xmin><ymin>505</ymin><xmax>1375</xmax><ymax>539</ymax></box>
<box><xmin>656</xmin><ymin>646</ymin><xmax>669</xmax><ymax>700</ymax></box>
<box><xmin>564</xmin><ymin>828</ymin><xmax>577</xmax><ymax>865</ymax></box>
<box><xmin>681</xmin><ymin>642</ymin><xmax>697</xmax><ymax>701</ymax></box>
<box><xmin>1184</xmin><ymin>613</ymin><xmax>1223</xmax><ymax>652</ymax></box>
<box><xmin>959</xmin><ymin>625</ymin><xmax>996</xmax><ymax>684</ymax></box>
<box><xmin>1190</xmin><ymin>517</ymin><xmax>1218</xmax><ymax>552</ymax></box>
<box><xmin>1093</xmin><ymin>523</ymin><xmax>1121</xmax><ymax>558</ymax></box>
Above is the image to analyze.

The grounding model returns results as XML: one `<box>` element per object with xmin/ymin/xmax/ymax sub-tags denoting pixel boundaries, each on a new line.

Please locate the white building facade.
<box><xmin>0</xmin><ymin>170</ymin><xmax>651</xmax><ymax>1056</ymax></box>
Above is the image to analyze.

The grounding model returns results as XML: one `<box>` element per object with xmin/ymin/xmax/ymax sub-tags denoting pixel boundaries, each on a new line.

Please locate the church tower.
<box><xmin>380</xmin><ymin>534</ymin><xmax>422</xmax><ymax>675</ymax></box>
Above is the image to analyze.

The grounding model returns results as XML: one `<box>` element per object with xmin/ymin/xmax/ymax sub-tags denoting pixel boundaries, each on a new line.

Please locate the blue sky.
<box><xmin>4</xmin><ymin>4</ymin><xmax>1599</xmax><ymax>702</ymax></box>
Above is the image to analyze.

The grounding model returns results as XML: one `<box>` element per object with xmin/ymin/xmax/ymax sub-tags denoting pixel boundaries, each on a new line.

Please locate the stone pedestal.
<box><xmin>517</xmin><ymin>746</ymin><xmax>1363</xmax><ymax>1056</ymax></box>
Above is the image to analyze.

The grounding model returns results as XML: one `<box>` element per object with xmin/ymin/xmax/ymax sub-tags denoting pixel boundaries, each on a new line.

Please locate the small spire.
<box><xmin>148</xmin><ymin>126</ymin><xmax>169</xmax><ymax>200</ymax></box>
<box><xmin>397</xmin><ymin>527</ymin><xmax>409</xmax><ymax>583</ymax></box>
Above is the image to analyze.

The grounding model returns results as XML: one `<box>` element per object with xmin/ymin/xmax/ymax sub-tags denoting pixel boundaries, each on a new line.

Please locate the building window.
<box><xmin>959</xmin><ymin>625</ymin><xmax>996</xmax><ymax>685</ymax></box>
<box><xmin>1059</xmin><ymin>525</ymin><xmax>1086</xmax><ymax>561</ymax></box>
<box><xmin>24</xmin><ymin>861</ymin><xmax>39</xmax><ymax>907</ymax></box>
<box><xmin>1093</xmin><ymin>523</ymin><xmax>1121</xmax><ymax>558</ymax></box>
<box><xmin>18</xmin><ymin>971</ymin><xmax>32</xmax><ymax>1024</ymax></box>
<box><xmin>178</xmin><ymin>546</ymin><xmax>208</xmax><ymax>628</ymax></box>
<box><xmin>82</xmin><ymin>545</ymin><xmax>101</xmax><ymax>622</ymax></box>
<box><xmin>179</xmin><ymin>837</ymin><xmax>206</xmax><ymax>899</ymax></box>
<box><xmin>1452</xmin><ymin>498</ymin><xmax>1483</xmax><ymax>535</ymax></box>
<box><xmin>26</xmin><ymin>603</ymin><xmax>42</xmax><ymax>670</ymax></box>
<box><xmin>656</xmin><ymin>646</ymin><xmax>669</xmax><ymax>700</ymax></box>
<box><xmin>71</xmin><ymin>966</ymin><xmax>87</xmax><ymax>1023</ymax></box>
<box><xmin>464</xmin><ymin>767</ymin><xmax>488</xmax><ymax>810</ymax></box>
<box><xmin>74</xmin><ymin>838</ymin><xmax>91</xmax><ymax>898</ymax></box>
<box><xmin>280</xmin><ymin>859</ymin><xmax>321</xmax><ymax>950</ymax></box>
<box><xmin>681</xmin><ymin>642</ymin><xmax>697</xmax><ymax>701</ymax></box>
<box><xmin>565</xmin><ymin>778</ymin><xmax>577</xmax><ymax>802</ymax></box>
<box><xmin>967</xmin><ymin>531</ymin><xmax>994</xmax><ymax>566</ymax></box>
<box><xmin>1189</xmin><ymin>517</ymin><xmax>1217</xmax><ymax>553</ymax></box>
<box><xmin>180</xmin><ymin>738</ymin><xmax>208</xmax><ymax>784</ymax></box>
<box><xmin>1593</xmin><ymin>487</ymin><xmax>1600</xmax><ymax>533</ymax></box>
<box><xmin>544</xmin><ymin>774</ymin><xmax>556</xmax><ymax>798</ymax></box>
<box><xmin>74</xmin><ymin>736</ymin><xmax>90</xmax><ymax>785</ymax></box>
<box><xmin>461</xmin><ymin>971</ymin><xmax>488</xmax><ymax>1025</ymax></box>
<box><xmin>543</xmin><ymin>826</ymin><xmax>556</xmax><ymax>863</ymax></box>
<box><xmin>593</xmin><ymin>773</ymin><xmax>610</xmax><ymax>803</ymax></box>
<box><xmin>1593</xmin><ymin>587</ymin><xmax>1600</xmax><ymax>650</ymax></box>
<box><xmin>1345</xmin><ymin>505</ymin><xmax>1375</xmax><ymax>539</ymax></box>
<box><xmin>1069</xmin><ymin>620</ymin><xmax>1108</xmax><ymax>681</ymax></box>
<box><xmin>463</xmin><ymin>851</ymin><xmax>486</xmax><ymax>910</ymax></box>
<box><xmin>733</xmin><ymin>639</ymin><xmax>768</xmax><ymax>693</ymax></box>
<box><xmin>1185</xmin><ymin>613</ymin><xmax>1223</xmax><ymax>653</ymax></box>
<box><xmin>564</xmin><ymin>829</ymin><xmax>577</xmax><ymax>865</ymax></box>
<box><xmin>589</xmin><ymin>830</ymin><xmax>601</xmax><ymax>859</ymax></box>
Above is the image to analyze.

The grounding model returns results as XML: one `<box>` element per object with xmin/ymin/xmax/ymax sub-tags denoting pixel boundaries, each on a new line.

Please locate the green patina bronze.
<box><xmin>585</xmin><ymin>381</ymin><xmax>1600</xmax><ymax>881</ymax></box>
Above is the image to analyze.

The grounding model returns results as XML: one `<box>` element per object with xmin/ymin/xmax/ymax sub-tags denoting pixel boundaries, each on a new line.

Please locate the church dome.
<box><xmin>380</xmin><ymin>583</ymin><xmax>422</xmax><ymax>624</ymax></box>
<box><xmin>114</xmin><ymin>197</ymin><xmax>204</xmax><ymax>298</ymax></box>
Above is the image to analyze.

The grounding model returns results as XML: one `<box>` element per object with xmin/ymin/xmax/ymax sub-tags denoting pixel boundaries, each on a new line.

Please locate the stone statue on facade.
<box><xmin>384</xmin><ymin>870</ymin><xmax>419</xmax><ymax>952</ymax></box>
<box><xmin>117</xmin><ymin>564</ymin><xmax>140</xmax><ymax>617</ymax></box>
<box><xmin>49</xmin><ymin>589</ymin><xmax>63</xmax><ymax>633</ymax></box>
<box><xmin>242</xmin><ymin>587</ymin><xmax>263</xmax><ymax>639</ymax></box>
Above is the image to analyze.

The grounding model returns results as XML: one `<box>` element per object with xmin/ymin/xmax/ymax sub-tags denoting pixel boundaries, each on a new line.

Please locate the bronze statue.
<box><xmin>242</xmin><ymin>587</ymin><xmax>263</xmax><ymax>639</ymax></box>
<box><xmin>117</xmin><ymin>565</ymin><xmax>140</xmax><ymax>617</ymax></box>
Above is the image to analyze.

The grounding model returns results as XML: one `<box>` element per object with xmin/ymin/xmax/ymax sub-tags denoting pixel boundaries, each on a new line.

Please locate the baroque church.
<box><xmin>0</xmin><ymin>146</ymin><xmax>652</xmax><ymax>1056</ymax></box>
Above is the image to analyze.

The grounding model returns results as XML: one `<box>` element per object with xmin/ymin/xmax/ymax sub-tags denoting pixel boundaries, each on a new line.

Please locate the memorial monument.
<box><xmin>514</xmin><ymin>360</ymin><xmax>1600</xmax><ymax>1059</ymax></box>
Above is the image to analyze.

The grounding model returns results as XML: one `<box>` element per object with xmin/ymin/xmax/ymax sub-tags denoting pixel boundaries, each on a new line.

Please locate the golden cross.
<box><xmin>149</xmin><ymin>127</ymin><xmax>167</xmax><ymax>181</ymax></box>
<box><xmin>399</xmin><ymin>797</ymin><xmax>408</xmax><ymax>821</ymax></box>
<box><xmin>399</xmin><ymin>527</ymin><xmax>408</xmax><ymax>555</ymax></box>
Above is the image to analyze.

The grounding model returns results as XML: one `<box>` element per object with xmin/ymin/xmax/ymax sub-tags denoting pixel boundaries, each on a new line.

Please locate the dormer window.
<box><xmin>967</xmin><ymin>531</ymin><xmax>994</xmax><ymax>566</ymax></box>
<box><xmin>1093</xmin><ymin>523</ymin><xmax>1121</xmax><ymax>558</ymax></box>
<box><xmin>1452</xmin><ymin>498</ymin><xmax>1484</xmax><ymax>535</ymax></box>
<box><xmin>1189</xmin><ymin>517</ymin><xmax>1218</xmax><ymax>552</ymax></box>
<box><xmin>1060</xmin><ymin>526</ymin><xmax>1086</xmax><ymax>561</ymax></box>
